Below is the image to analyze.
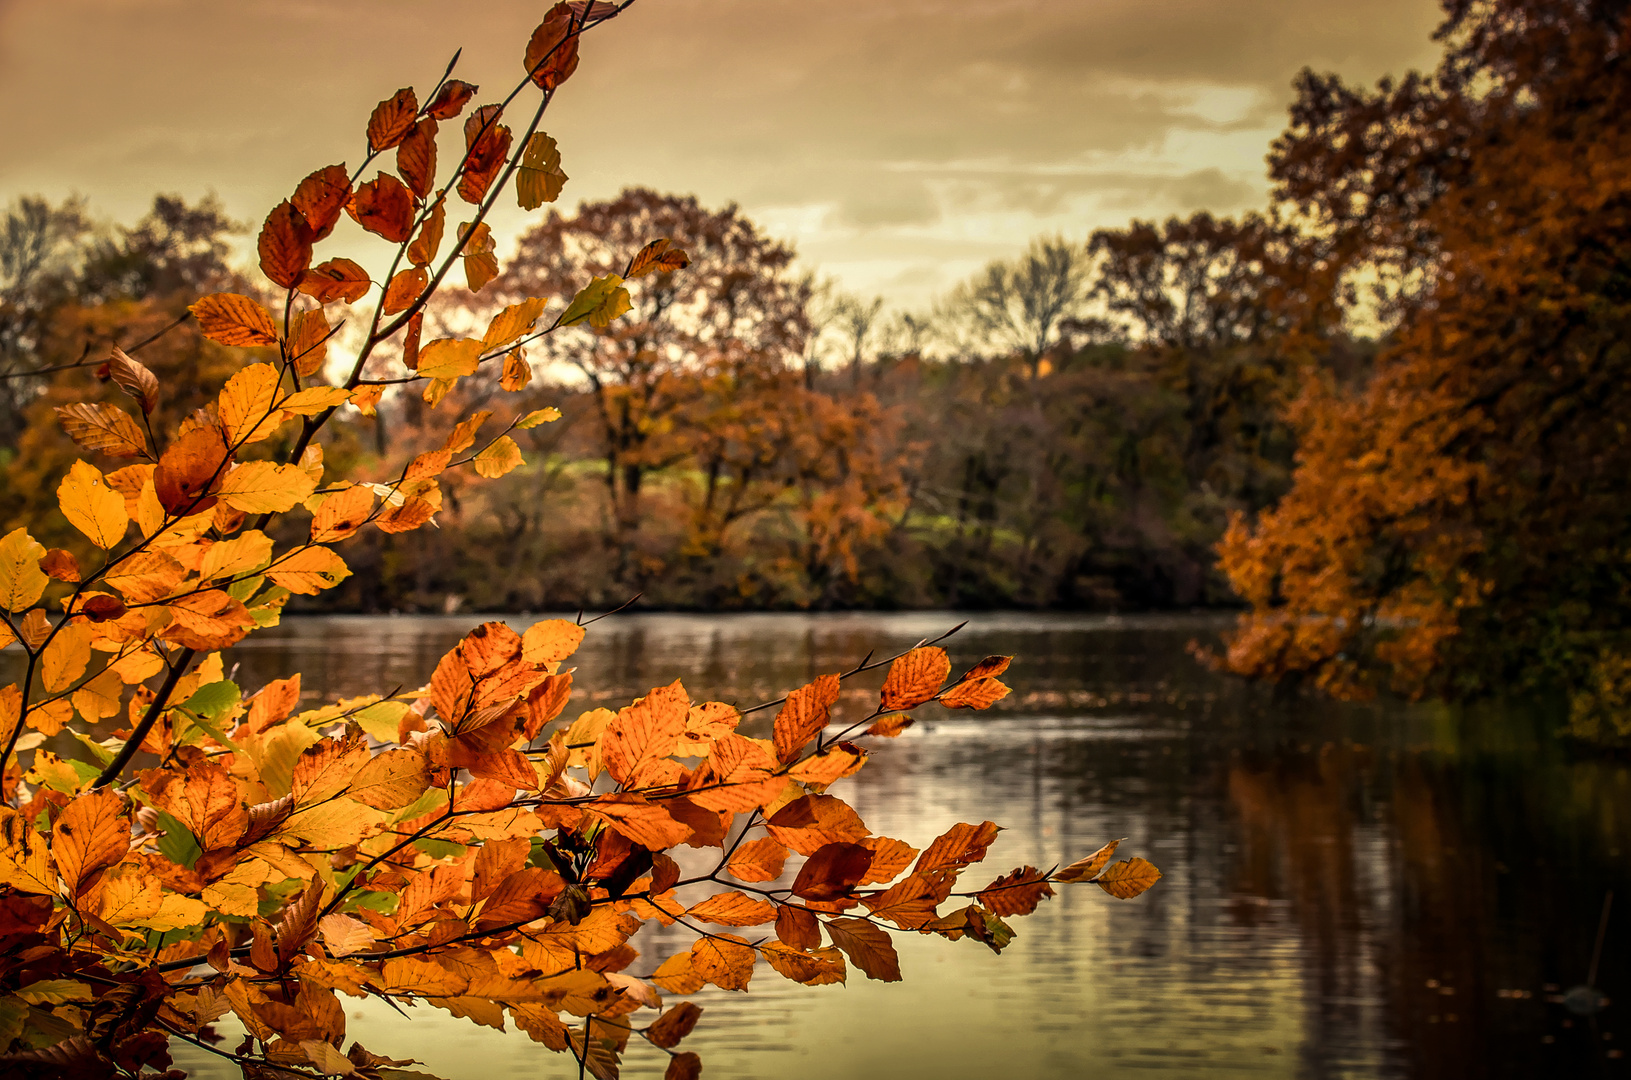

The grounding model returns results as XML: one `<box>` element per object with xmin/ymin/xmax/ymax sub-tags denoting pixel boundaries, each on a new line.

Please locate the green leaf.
<box><xmin>65</xmin><ymin>758</ymin><xmax>101</xmax><ymax>789</ymax></box>
<box><xmin>354</xmin><ymin>700</ymin><xmax>410</xmax><ymax>743</ymax></box>
<box><xmin>69</xmin><ymin>730</ymin><xmax>116</xmax><ymax>766</ymax></box>
<box><xmin>155</xmin><ymin>810</ymin><xmax>202</xmax><ymax>870</ymax></box>
<box><xmin>14</xmin><ymin>980</ymin><xmax>93</xmax><ymax>1006</ymax></box>
<box><xmin>558</xmin><ymin>274</ymin><xmax>631</xmax><ymax>329</ymax></box>
<box><xmin>516</xmin><ymin>133</ymin><xmax>568</xmax><ymax>210</ymax></box>
<box><xmin>0</xmin><ymin>996</ymin><xmax>26</xmax><ymax>1047</ymax></box>
<box><xmin>413</xmin><ymin>838</ymin><xmax>467</xmax><ymax>859</ymax></box>
<box><xmin>183</xmin><ymin>680</ymin><xmax>241</xmax><ymax>720</ymax></box>
<box><xmin>349</xmin><ymin>891</ymin><xmax>400</xmax><ymax>915</ymax></box>
<box><xmin>226</xmin><ymin>574</ymin><xmax>265</xmax><ymax>602</ymax></box>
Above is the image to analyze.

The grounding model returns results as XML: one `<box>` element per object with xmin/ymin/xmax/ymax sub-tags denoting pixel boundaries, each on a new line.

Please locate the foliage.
<box><xmin>1214</xmin><ymin>0</ymin><xmax>1631</xmax><ymax>725</ymax></box>
<box><xmin>0</xmin><ymin>7</ymin><xmax>1158</xmax><ymax>1078</ymax></box>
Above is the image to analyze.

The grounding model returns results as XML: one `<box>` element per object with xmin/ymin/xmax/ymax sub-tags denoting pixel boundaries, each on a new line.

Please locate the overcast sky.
<box><xmin>0</xmin><ymin>0</ymin><xmax>1443</xmax><ymax>310</ymax></box>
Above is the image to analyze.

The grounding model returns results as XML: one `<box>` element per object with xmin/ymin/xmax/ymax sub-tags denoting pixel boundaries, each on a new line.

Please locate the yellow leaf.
<box><xmin>416</xmin><ymin>338</ymin><xmax>484</xmax><ymax>380</ymax></box>
<box><xmin>516</xmin><ymin>133</ymin><xmax>568</xmax><ymax>210</ymax></box>
<box><xmin>217</xmin><ymin>461</ymin><xmax>319</xmax><ymax>514</ymax></box>
<box><xmin>40</xmin><ymin>621</ymin><xmax>92</xmax><ymax>693</ymax></box>
<box><xmin>516</xmin><ymin>407</ymin><xmax>561</xmax><ymax>429</ymax></box>
<box><xmin>199</xmin><ymin>530</ymin><xmax>275</xmax><ymax>583</ymax></box>
<box><xmin>57</xmin><ymin>460</ymin><xmax>129</xmax><ymax>549</ymax></box>
<box><xmin>443</xmin><ymin>410</ymin><xmax>492</xmax><ymax>454</ymax></box>
<box><xmin>219</xmin><ymin>363</ymin><xmax>287</xmax><ymax>445</ymax></box>
<box><xmin>473</xmin><ymin>436</ymin><xmax>524</xmax><ymax>478</ymax></box>
<box><xmin>52</xmin><ymin>787</ymin><xmax>130</xmax><ymax>896</ymax></box>
<box><xmin>482</xmin><ymin>299</ymin><xmax>549</xmax><ymax>350</ymax></box>
<box><xmin>281</xmin><ymin>387</ymin><xmax>352</xmax><ymax>416</ymax></box>
<box><xmin>1053</xmin><ymin>838</ymin><xmax>1123</xmax><ymax>883</ymax></box>
<box><xmin>0</xmin><ymin>807</ymin><xmax>57</xmax><ymax>895</ymax></box>
<box><xmin>310</xmin><ymin>485</ymin><xmax>375</xmax><ymax>543</ymax></box>
<box><xmin>350</xmin><ymin>385</ymin><xmax>383</xmax><ymax>416</ymax></box>
<box><xmin>501</xmin><ymin>349</ymin><xmax>531</xmax><ymax>392</ymax></box>
<box><xmin>266</xmin><ymin>546</ymin><xmax>351</xmax><ymax>595</ymax></box>
<box><xmin>0</xmin><ymin>528</ymin><xmax>48</xmax><ymax>611</ymax></box>
<box><xmin>1093</xmin><ymin>857</ymin><xmax>1162</xmax><ymax>899</ymax></box>
<box><xmin>559</xmin><ymin>274</ymin><xmax>631</xmax><ymax>329</ymax></box>
<box><xmin>71</xmin><ymin>668</ymin><xmax>125</xmax><ymax>722</ymax></box>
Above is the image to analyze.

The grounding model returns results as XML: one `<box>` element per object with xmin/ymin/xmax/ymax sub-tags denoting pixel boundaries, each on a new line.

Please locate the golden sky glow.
<box><xmin>0</xmin><ymin>0</ymin><xmax>1442</xmax><ymax>308</ymax></box>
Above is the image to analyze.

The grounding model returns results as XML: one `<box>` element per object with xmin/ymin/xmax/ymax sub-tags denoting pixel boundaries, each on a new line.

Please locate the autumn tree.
<box><xmin>940</xmin><ymin>235</ymin><xmax>1096</xmax><ymax>378</ymax></box>
<box><xmin>0</xmin><ymin>7</ymin><xmax>1158</xmax><ymax>1080</ymax></box>
<box><xmin>1216</xmin><ymin>0</ymin><xmax>1631</xmax><ymax>731</ymax></box>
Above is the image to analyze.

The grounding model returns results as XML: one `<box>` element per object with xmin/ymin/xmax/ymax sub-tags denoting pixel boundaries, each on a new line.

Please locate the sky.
<box><xmin>0</xmin><ymin>0</ymin><xmax>1444</xmax><ymax>311</ymax></box>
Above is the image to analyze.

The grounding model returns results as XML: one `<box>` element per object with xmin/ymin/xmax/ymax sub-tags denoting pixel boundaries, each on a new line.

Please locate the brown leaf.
<box><xmin>288</xmin><ymin>308</ymin><xmax>332</xmax><ymax>377</ymax></box>
<box><xmin>460</xmin><ymin>221</ymin><xmax>499</xmax><ymax>291</ymax></box>
<box><xmin>54</xmin><ymin>402</ymin><xmax>148</xmax><ymax>459</ymax></box>
<box><xmin>626</xmin><ymin>238</ymin><xmax>690</xmax><ymax>279</ymax></box>
<box><xmin>914</xmin><ymin>821</ymin><xmax>1001</xmax><ymax>886</ymax></box>
<box><xmin>475</xmin><ymin>866</ymin><xmax>566</xmax><ymax>930</ymax></box>
<box><xmin>790</xmin><ymin>841</ymin><xmax>872</xmax><ymax>901</ymax></box>
<box><xmin>1094</xmin><ymin>857</ymin><xmax>1162</xmax><ymax>899</ymax></box>
<box><xmin>647</xmin><ymin>1001</ymin><xmax>702</xmax><ymax>1049</ymax></box>
<box><xmin>383</xmin><ymin>266</ymin><xmax>428</xmax><ymax>315</ymax></box>
<box><xmin>397</xmin><ymin>117</ymin><xmax>439</xmax><ymax>200</ymax></box>
<box><xmin>299</xmin><ymin>258</ymin><xmax>372</xmax><ymax>304</ymax></box>
<box><xmin>525</xmin><ymin>4</ymin><xmax>582</xmax><ymax>89</ymax></box>
<box><xmin>1052</xmin><ymin>838</ymin><xmax>1123</xmax><ymax>883</ymax></box>
<box><xmin>772</xmin><ymin>673</ymin><xmax>839</xmax><ymax>763</ymax></box>
<box><xmin>879</xmin><ymin>646</ymin><xmax>950</xmax><ymax>711</ymax></box>
<box><xmin>39</xmin><ymin>548</ymin><xmax>80</xmax><ymax>583</ymax></box>
<box><xmin>824</xmin><ymin>917</ymin><xmax>901</xmax><ymax>982</ymax></box>
<box><xmin>774</xmin><ymin>904</ymin><xmax>821</xmax><ymax>951</ymax></box>
<box><xmin>367</xmin><ymin>87</ymin><xmax>419</xmax><ymax>151</ymax></box>
<box><xmin>407</xmin><ymin>201</ymin><xmax>445</xmax><ymax>268</ymax></box>
<box><xmin>153</xmin><ymin>425</ymin><xmax>228</xmax><ymax>514</ymax></box>
<box><xmin>959</xmin><ymin>655</ymin><xmax>1012</xmax><ymax>681</ymax></box>
<box><xmin>976</xmin><ymin>865</ymin><xmax>1055</xmax><ymax>916</ymax></box>
<box><xmin>427</xmin><ymin>78</ymin><xmax>478</xmax><ymax>120</ymax></box>
<box><xmin>291</xmin><ymin>165</ymin><xmax>351</xmax><ymax>241</ymax></box>
<box><xmin>856</xmin><ymin>836</ymin><xmax>918</xmax><ymax>885</ymax></box>
<box><xmin>80</xmin><ymin>594</ymin><xmax>126</xmax><ymax>622</ymax></box>
<box><xmin>258</xmin><ymin>200</ymin><xmax>314</xmax><ymax>289</ymax></box>
<box><xmin>458</xmin><ymin>106</ymin><xmax>512</xmax><ymax>205</ymax></box>
<box><xmin>107</xmin><ymin>346</ymin><xmax>160</xmax><ymax>414</ymax></box>
<box><xmin>347</xmin><ymin>173</ymin><xmax>417</xmax><ymax>244</ymax></box>
<box><xmin>760</xmin><ymin>942</ymin><xmax>846</xmax><ymax>986</ymax></box>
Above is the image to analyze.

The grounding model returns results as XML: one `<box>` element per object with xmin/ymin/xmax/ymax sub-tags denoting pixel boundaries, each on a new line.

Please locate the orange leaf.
<box><xmin>688</xmin><ymin>934</ymin><xmax>754</xmax><ymax>991</ymax></box>
<box><xmin>310</xmin><ymin>485</ymin><xmax>375</xmax><ymax>543</ymax></box>
<box><xmin>772</xmin><ymin>673</ymin><xmax>839</xmax><ymax>763</ymax></box>
<box><xmin>938</xmin><ymin>676</ymin><xmax>1010</xmax><ymax>710</ymax></box>
<box><xmin>520</xmin><ymin>618</ymin><xmax>585</xmax><ymax>666</ymax></box>
<box><xmin>190</xmin><ymin>293</ymin><xmax>277</xmax><ymax>347</ymax></box>
<box><xmin>407</xmin><ymin>201</ymin><xmax>445</xmax><ymax>268</ymax></box>
<box><xmin>397</xmin><ymin>117</ymin><xmax>439</xmax><ymax>199</ymax></box>
<box><xmin>288</xmin><ymin>308</ymin><xmax>331</xmax><ymax>377</ymax></box>
<box><xmin>299</xmin><ymin>258</ymin><xmax>371</xmax><ymax>304</ymax></box>
<box><xmin>51</xmin><ymin>788</ymin><xmax>129</xmax><ymax>897</ymax></box>
<box><xmin>383</xmin><ymin>266</ymin><xmax>428</xmax><ymax>315</ymax></box>
<box><xmin>687</xmin><ymin>733</ymin><xmax>782</xmax><ymax>813</ymax></box>
<box><xmin>959</xmin><ymin>655</ymin><xmax>1012</xmax><ymax>681</ymax></box>
<box><xmin>913</xmin><ymin>821</ymin><xmax>1000</xmax><ymax>886</ymax></box>
<box><xmin>760</xmin><ymin>942</ymin><xmax>846</xmax><ymax>986</ymax></box>
<box><xmin>765</xmin><ymin>794</ymin><xmax>868</xmax><ymax>856</ymax></box>
<box><xmin>626</xmin><ymin>238</ymin><xmax>690</xmax><ymax>279</ymax></box>
<box><xmin>54</xmin><ymin>402</ymin><xmax>148</xmax><ymax>459</ymax></box>
<box><xmin>583</xmin><ymin>794</ymin><xmax>691</xmax><ymax>850</ymax></box>
<box><xmin>856</xmin><ymin>836</ymin><xmax>918</xmax><ymax>885</ymax></box>
<box><xmin>39</xmin><ymin>549</ymin><xmax>79</xmax><ymax>583</ymax></box>
<box><xmin>1093</xmin><ymin>857</ymin><xmax>1163</xmax><ymax>899</ymax></box>
<box><xmin>291</xmin><ymin>164</ymin><xmax>351</xmax><ymax>241</ymax></box>
<box><xmin>347</xmin><ymin>173</ymin><xmax>416</xmax><ymax>244</ymax></box>
<box><xmin>367</xmin><ymin>87</ymin><xmax>418</xmax><ymax>152</ymax></box>
<box><xmin>787</xmin><ymin>742</ymin><xmax>866</xmax><ymax>786</ymax></box>
<box><xmin>500</xmin><ymin>348</ymin><xmax>531</xmax><ymax>391</ymax></box>
<box><xmin>600</xmin><ymin>680</ymin><xmax>688</xmax><ymax>786</ymax></box>
<box><xmin>458</xmin><ymin>106</ymin><xmax>512</xmax><ymax>205</ymax></box>
<box><xmin>217</xmin><ymin>461</ymin><xmax>318</xmax><ymax>515</ymax></box>
<box><xmin>153</xmin><ymin>426</ymin><xmax>228</xmax><ymax>514</ymax></box>
<box><xmin>160</xmin><ymin>590</ymin><xmax>255</xmax><ymax>651</ymax></box>
<box><xmin>475</xmin><ymin>866</ymin><xmax>566</xmax><ymax>931</ymax></box>
<box><xmin>725</xmin><ymin>836</ymin><xmax>787</xmax><ymax>883</ymax></box>
<box><xmin>865</xmin><ymin>713</ymin><xmax>913</xmax><ymax>738</ymax></box>
<box><xmin>665</xmin><ymin>1052</ymin><xmax>702</xmax><ymax>1080</ymax></box>
<box><xmin>258</xmin><ymin>200</ymin><xmax>313</xmax><ymax>289</ymax></box>
<box><xmin>146</xmin><ymin>760</ymin><xmax>247</xmax><ymax>853</ymax></box>
<box><xmin>976</xmin><ymin>865</ymin><xmax>1055</xmax><ymax>916</ymax></box>
<box><xmin>879</xmin><ymin>646</ymin><xmax>950</xmax><ymax>711</ymax></box>
<box><xmin>685</xmin><ymin>890</ymin><xmax>776</xmax><ymax>926</ymax></box>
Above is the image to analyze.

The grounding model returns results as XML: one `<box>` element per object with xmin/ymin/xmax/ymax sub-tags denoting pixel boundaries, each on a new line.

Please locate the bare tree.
<box><xmin>942</xmin><ymin>235</ymin><xmax>1096</xmax><ymax>375</ymax></box>
<box><xmin>832</xmin><ymin>293</ymin><xmax>884</xmax><ymax>387</ymax></box>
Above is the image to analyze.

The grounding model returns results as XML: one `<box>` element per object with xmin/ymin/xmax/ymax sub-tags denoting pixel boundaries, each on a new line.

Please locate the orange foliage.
<box><xmin>0</xmin><ymin>7</ymin><xmax>1158</xmax><ymax>1077</ymax></box>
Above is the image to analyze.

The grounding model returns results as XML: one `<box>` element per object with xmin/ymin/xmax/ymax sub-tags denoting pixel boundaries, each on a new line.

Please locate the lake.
<box><xmin>163</xmin><ymin>611</ymin><xmax>1628</xmax><ymax>1079</ymax></box>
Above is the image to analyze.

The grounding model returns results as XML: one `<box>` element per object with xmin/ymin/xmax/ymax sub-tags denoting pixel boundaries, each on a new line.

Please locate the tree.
<box><xmin>1215</xmin><ymin>0</ymin><xmax>1631</xmax><ymax>728</ymax></box>
<box><xmin>0</xmin><ymin>7</ymin><xmax>1159</xmax><ymax>1079</ymax></box>
<box><xmin>941</xmin><ymin>235</ymin><xmax>1095</xmax><ymax>377</ymax></box>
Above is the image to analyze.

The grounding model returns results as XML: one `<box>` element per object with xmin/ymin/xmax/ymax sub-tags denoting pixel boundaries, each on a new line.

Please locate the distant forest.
<box><xmin>6</xmin><ymin>0</ymin><xmax>1631</xmax><ymax>746</ymax></box>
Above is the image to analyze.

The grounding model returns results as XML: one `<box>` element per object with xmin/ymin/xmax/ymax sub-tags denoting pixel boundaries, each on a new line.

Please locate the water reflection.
<box><xmin>150</xmin><ymin>612</ymin><xmax>1629</xmax><ymax>1079</ymax></box>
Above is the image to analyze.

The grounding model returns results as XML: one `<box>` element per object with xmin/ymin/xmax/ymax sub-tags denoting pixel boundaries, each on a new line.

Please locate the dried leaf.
<box><xmin>880</xmin><ymin>646</ymin><xmax>950</xmax><ymax>711</ymax></box>
<box><xmin>190</xmin><ymin>293</ymin><xmax>278</xmax><ymax>347</ymax></box>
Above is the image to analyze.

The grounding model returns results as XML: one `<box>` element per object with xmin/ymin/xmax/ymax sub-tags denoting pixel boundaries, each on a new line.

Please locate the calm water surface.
<box><xmin>168</xmin><ymin>612</ymin><xmax>1629</xmax><ymax>1079</ymax></box>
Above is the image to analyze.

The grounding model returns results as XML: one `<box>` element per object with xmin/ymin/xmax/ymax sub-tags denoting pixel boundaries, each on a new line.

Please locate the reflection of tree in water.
<box><xmin>1225</xmin><ymin>734</ymin><xmax>1631</xmax><ymax>1078</ymax></box>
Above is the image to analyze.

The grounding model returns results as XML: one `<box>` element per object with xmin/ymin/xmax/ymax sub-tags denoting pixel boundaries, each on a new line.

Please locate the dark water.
<box><xmin>166</xmin><ymin>611</ymin><xmax>1628</xmax><ymax>1079</ymax></box>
